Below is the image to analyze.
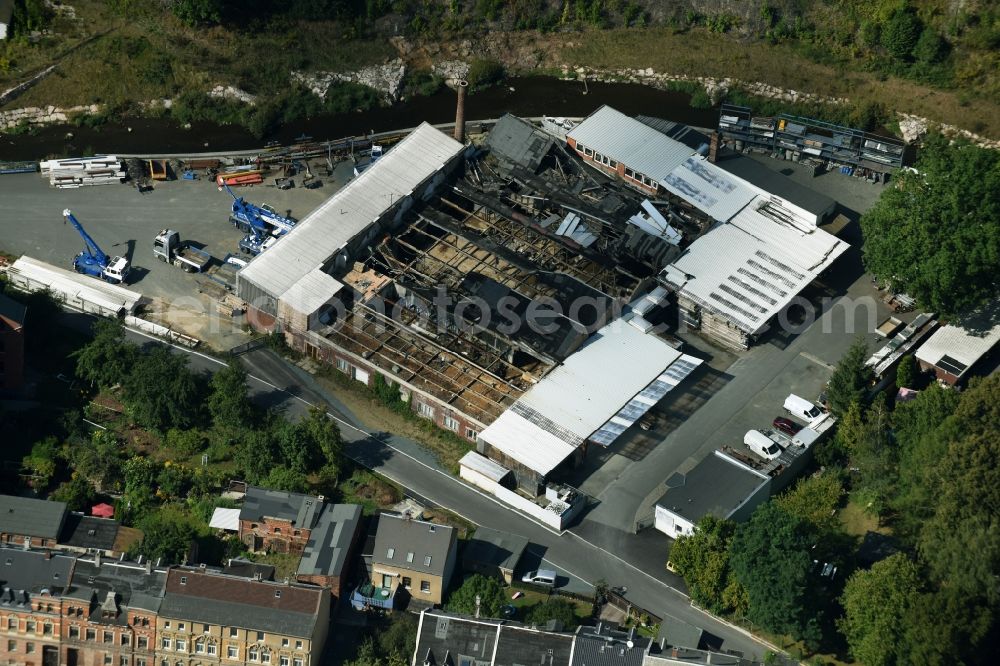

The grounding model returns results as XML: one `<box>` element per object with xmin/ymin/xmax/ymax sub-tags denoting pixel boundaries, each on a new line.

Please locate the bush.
<box><xmin>467</xmin><ymin>58</ymin><xmax>504</xmax><ymax>91</ymax></box>
<box><xmin>164</xmin><ymin>428</ymin><xmax>206</xmax><ymax>457</ymax></box>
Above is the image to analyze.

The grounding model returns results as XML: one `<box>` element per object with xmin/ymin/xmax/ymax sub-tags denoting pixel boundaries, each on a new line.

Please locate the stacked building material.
<box><xmin>40</xmin><ymin>156</ymin><xmax>125</xmax><ymax>188</ymax></box>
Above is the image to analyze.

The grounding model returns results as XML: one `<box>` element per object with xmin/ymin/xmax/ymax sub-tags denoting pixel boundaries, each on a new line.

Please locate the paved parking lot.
<box><xmin>0</xmin><ymin>162</ymin><xmax>354</xmax><ymax>347</ymax></box>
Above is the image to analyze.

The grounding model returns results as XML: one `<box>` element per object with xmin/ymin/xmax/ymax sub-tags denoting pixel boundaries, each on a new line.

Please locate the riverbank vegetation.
<box><xmin>1</xmin><ymin>1</ymin><xmax>998</xmax><ymax>139</ymax></box>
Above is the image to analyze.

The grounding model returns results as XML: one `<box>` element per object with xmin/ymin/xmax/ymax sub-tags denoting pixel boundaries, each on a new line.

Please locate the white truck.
<box><xmin>153</xmin><ymin>230</ymin><xmax>211</xmax><ymax>273</ymax></box>
<box><xmin>784</xmin><ymin>393</ymin><xmax>823</xmax><ymax>421</ymax></box>
<box><xmin>744</xmin><ymin>430</ymin><xmax>783</xmax><ymax>460</ymax></box>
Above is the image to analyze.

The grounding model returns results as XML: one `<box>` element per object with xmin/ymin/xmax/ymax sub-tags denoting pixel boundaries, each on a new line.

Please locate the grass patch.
<box><xmin>241</xmin><ymin>552</ymin><xmax>301</xmax><ymax>581</ymax></box>
<box><xmin>338</xmin><ymin>467</ymin><xmax>403</xmax><ymax>515</ymax></box>
<box><xmin>838</xmin><ymin>495</ymin><xmax>890</xmax><ymax>538</ymax></box>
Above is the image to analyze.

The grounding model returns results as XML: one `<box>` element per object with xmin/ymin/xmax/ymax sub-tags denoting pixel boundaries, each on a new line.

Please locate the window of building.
<box><xmin>401</xmin><ymin>576</ymin><xmax>411</xmax><ymax>589</ymax></box>
<box><xmin>104</xmin><ymin>630</ymin><xmax>114</xmax><ymax>643</ymax></box>
<box><xmin>137</xmin><ymin>659</ymin><xmax>146</xmax><ymax>666</ymax></box>
<box><xmin>336</xmin><ymin>358</ymin><xmax>350</xmax><ymax>374</ymax></box>
<box><xmin>161</xmin><ymin>660</ymin><xmax>169</xmax><ymax>666</ymax></box>
<box><xmin>207</xmin><ymin>643</ymin><xmax>217</xmax><ymax>656</ymax></box>
<box><xmin>273</xmin><ymin>528</ymin><xmax>281</xmax><ymax>535</ymax></box>
<box><xmin>280</xmin><ymin>657</ymin><xmax>290</xmax><ymax>666</ymax></box>
<box><xmin>69</xmin><ymin>626</ymin><xmax>80</xmax><ymax>639</ymax></box>
<box><xmin>26</xmin><ymin>642</ymin><xmax>34</xmax><ymax>653</ymax></box>
<box><xmin>261</xmin><ymin>651</ymin><xmax>271</xmax><ymax>664</ymax></box>
<box><xmin>176</xmin><ymin>638</ymin><xmax>187</xmax><ymax>651</ymax></box>
<box><xmin>86</xmin><ymin>628</ymin><xmax>96</xmax><ymax>641</ymax></box>
<box><xmin>295</xmin><ymin>641</ymin><xmax>302</xmax><ymax>650</ymax></box>
<box><xmin>406</xmin><ymin>552</ymin><xmax>414</xmax><ymax>563</ymax></box>
<box><xmin>161</xmin><ymin>637</ymin><xmax>171</xmax><ymax>650</ymax></box>
<box><xmin>424</xmin><ymin>555</ymin><xmax>432</xmax><ymax>566</ymax></box>
<box><xmin>120</xmin><ymin>657</ymin><xmax>129</xmax><ymax>666</ymax></box>
<box><xmin>293</xmin><ymin>659</ymin><xmax>303</xmax><ymax>666</ymax></box>
<box><xmin>229</xmin><ymin>628</ymin><xmax>238</xmax><ymax>638</ymax></box>
<box><xmin>420</xmin><ymin>580</ymin><xmax>431</xmax><ymax>593</ymax></box>
<box><xmin>443</xmin><ymin>415</ymin><xmax>460</xmax><ymax>432</ymax></box>
<box><xmin>202</xmin><ymin>624</ymin><xmax>210</xmax><ymax>634</ymax></box>
<box><xmin>228</xmin><ymin>645</ymin><xmax>239</xmax><ymax>658</ymax></box>
<box><xmin>196</xmin><ymin>639</ymin><xmax>205</xmax><ymax>654</ymax></box>
<box><xmin>386</xmin><ymin>547</ymin><xmax>394</xmax><ymax>559</ymax></box>
<box><xmin>575</xmin><ymin>143</ymin><xmax>585</xmax><ymax>153</ymax></box>
<box><xmin>249</xmin><ymin>646</ymin><xmax>259</xmax><ymax>662</ymax></box>
<box><xmin>6</xmin><ymin>639</ymin><xmax>15</xmax><ymax>651</ymax></box>
<box><xmin>293</xmin><ymin>530</ymin><xmax>300</xmax><ymax>537</ymax></box>
<box><xmin>122</xmin><ymin>633</ymin><xmax>130</xmax><ymax>646</ymax></box>
<box><xmin>624</xmin><ymin>167</ymin><xmax>635</xmax><ymax>179</ymax></box>
<box><xmin>465</xmin><ymin>428</ymin><xmax>478</xmax><ymax>440</ymax></box>
<box><xmin>609</xmin><ymin>159</ymin><xmax>618</xmax><ymax>168</ymax></box>
<box><xmin>138</xmin><ymin>636</ymin><xmax>148</xmax><ymax>650</ymax></box>
<box><xmin>6</xmin><ymin>616</ymin><xmax>15</xmax><ymax>630</ymax></box>
<box><xmin>256</xmin><ymin>632</ymin><xmax>264</xmax><ymax>641</ymax></box>
<box><xmin>584</xmin><ymin>147</ymin><xmax>594</xmax><ymax>157</ymax></box>
<box><xmin>164</xmin><ymin>622</ymin><xmax>170</xmax><ymax>629</ymax></box>
<box><xmin>281</xmin><ymin>638</ymin><xmax>289</xmax><ymax>648</ymax></box>
<box><xmin>104</xmin><ymin>654</ymin><xmax>113</xmax><ymax>665</ymax></box>
<box><xmin>179</xmin><ymin>576</ymin><xmax>187</xmax><ymax>585</ymax></box>
<box><xmin>274</xmin><ymin>590</ymin><xmax>281</xmax><ymax>599</ymax></box>
<box><xmin>417</xmin><ymin>402</ymin><xmax>435</xmax><ymax>419</ymax></box>
<box><xmin>25</xmin><ymin>620</ymin><xmax>35</xmax><ymax>632</ymax></box>
<box><xmin>43</xmin><ymin>623</ymin><xmax>52</xmax><ymax>636</ymax></box>
<box><xmin>177</xmin><ymin>623</ymin><xmax>185</xmax><ymax>632</ymax></box>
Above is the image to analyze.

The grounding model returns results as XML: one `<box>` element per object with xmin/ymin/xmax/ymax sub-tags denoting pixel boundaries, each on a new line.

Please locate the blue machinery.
<box><xmin>62</xmin><ymin>209</ymin><xmax>130</xmax><ymax>284</ymax></box>
<box><xmin>219</xmin><ymin>183</ymin><xmax>297</xmax><ymax>256</ymax></box>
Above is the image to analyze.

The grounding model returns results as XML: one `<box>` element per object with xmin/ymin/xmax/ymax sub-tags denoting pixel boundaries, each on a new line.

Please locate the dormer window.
<box><xmin>386</xmin><ymin>548</ymin><xmax>394</xmax><ymax>559</ymax></box>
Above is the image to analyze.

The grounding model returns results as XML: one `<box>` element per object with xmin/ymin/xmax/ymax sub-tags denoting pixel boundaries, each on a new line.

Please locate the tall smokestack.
<box><xmin>454</xmin><ymin>80</ymin><xmax>468</xmax><ymax>143</ymax></box>
<box><xmin>709</xmin><ymin>131</ymin><xmax>720</xmax><ymax>163</ymax></box>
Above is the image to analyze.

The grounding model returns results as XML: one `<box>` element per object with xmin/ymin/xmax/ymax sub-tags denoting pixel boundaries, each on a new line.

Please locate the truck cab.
<box><xmin>103</xmin><ymin>256</ymin><xmax>131</xmax><ymax>284</ymax></box>
<box><xmin>153</xmin><ymin>229</ymin><xmax>179</xmax><ymax>262</ymax></box>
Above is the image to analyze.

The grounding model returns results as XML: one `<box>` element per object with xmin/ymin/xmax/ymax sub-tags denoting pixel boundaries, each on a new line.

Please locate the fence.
<box><xmin>124</xmin><ymin>315</ymin><xmax>199</xmax><ymax>348</ymax></box>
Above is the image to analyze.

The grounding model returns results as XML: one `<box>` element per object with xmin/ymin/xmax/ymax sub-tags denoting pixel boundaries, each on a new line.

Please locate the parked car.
<box><xmin>521</xmin><ymin>569</ymin><xmax>557</xmax><ymax>586</ymax></box>
<box><xmin>772</xmin><ymin>417</ymin><xmax>803</xmax><ymax>436</ymax></box>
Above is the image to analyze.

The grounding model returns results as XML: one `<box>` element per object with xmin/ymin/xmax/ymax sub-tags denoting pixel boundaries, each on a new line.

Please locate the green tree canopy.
<box><xmin>51</xmin><ymin>474</ymin><xmax>97</xmax><ymax>512</ymax></box>
<box><xmin>826</xmin><ymin>338</ymin><xmax>873</xmax><ymax>416</ymax></box>
<box><xmin>260</xmin><ymin>466</ymin><xmax>310</xmax><ymax>493</ymax></box>
<box><xmin>73</xmin><ymin>319</ymin><xmax>137</xmax><ymax>388</ymax></box>
<box><xmin>894</xmin><ymin>354</ymin><xmax>917</xmax><ymax>389</ymax></box>
<box><xmin>123</xmin><ymin>346</ymin><xmax>202</xmax><ymax>431</ymax></box>
<box><xmin>132</xmin><ymin>506</ymin><xmax>197</xmax><ymax>565</ymax></box>
<box><xmin>839</xmin><ymin>553</ymin><xmax>923</xmax><ymax>666</ymax></box>
<box><xmin>71</xmin><ymin>430</ymin><xmax>125</xmax><ymax>492</ymax></box>
<box><xmin>860</xmin><ymin>134</ymin><xmax>1000</xmax><ymax>316</ymax></box>
<box><xmin>525</xmin><ymin>598</ymin><xmax>579</xmax><ymax>629</ymax></box>
<box><xmin>446</xmin><ymin>574</ymin><xmax>507</xmax><ymax>619</ymax></box>
<box><xmin>22</xmin><ymin>436</ymin><xmax>61</xmax><ymax>489</ymax></box>
<box><xmin>207</xmin><ymin>361</ymin><xmax>254</xmax><ymax>433</ymax></box>
<box><xmin>881</xmin><ymin>8</ymin><xmax>922</xmax><ymax>60</ymax></box>
<box><xmin>668</xmin><ymin>515</ymin><xmax>743</xmax><ymax>614</ymax></box>
<box><xmin>773</xmin><ymin>471</ymin><xmax>844</xmax><ymax>534</ymax></box>
<box><xmin>729</xmin><ymin>503</ymin><xmax>820</xmax><ymax>643</ymax></box>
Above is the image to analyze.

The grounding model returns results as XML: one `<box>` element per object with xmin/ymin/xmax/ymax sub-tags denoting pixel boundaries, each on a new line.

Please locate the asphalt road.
<box><xmin>114</xmin><ymin>326</ymin><xmax>776</xmax><ymax>659</ymax></box>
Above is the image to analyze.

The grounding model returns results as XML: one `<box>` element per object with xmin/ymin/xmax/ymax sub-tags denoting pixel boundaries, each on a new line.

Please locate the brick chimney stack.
<box><xmin>454</xmin><ymin>80</ymin><xmax>468</xmax><ymax>143</ymax></box>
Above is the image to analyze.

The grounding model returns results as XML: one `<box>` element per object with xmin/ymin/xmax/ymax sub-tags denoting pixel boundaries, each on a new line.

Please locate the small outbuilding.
<box><xmin>915</xmin><ymin>316</ymin><xmax>1000</xmax><ymax>385</ymax></box>
<box><xmin>462</xmin><ymin>526</ymin><xmax>528</xmax><ymax>584</ymax></box>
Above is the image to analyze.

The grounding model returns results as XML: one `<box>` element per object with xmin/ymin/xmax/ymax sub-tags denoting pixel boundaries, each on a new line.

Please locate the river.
<box><xmin>0</xmin><ymin>76</ymin><xmax>718</xmax><ymax>160</ymax></box>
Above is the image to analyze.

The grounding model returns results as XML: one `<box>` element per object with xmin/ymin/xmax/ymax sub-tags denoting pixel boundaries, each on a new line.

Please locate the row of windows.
<box><xmin>623</xmin><ymin>167</ymin><xmax>658</xmax><ymax>189</ymax></box>
<box><xmin>5</xmin><ymin>617</ymin><xmax>53</xmax><ymax>635</ymax></box>
<box><xmin>160</xmin><ymin>636</ymin><xmax>304</xmax><ymax>654</ymax></box>
<box><xmin>574</xmin><ymin>143</ymin><xmax>619</xmax><ymax>170</ymax></box>
<box><xmin>385</xmin><ymin>549</ymin><xmax>432</xmax><ymax>567</ymax></box>
<box><xmin>67</xmin><ymin>625</ymin><xmax>135</xmax><ymax>646</ymax></box>
<box><xmin>418</xmin><ymin>404</ymin><xmax>477</xmax><ymax>440</ymax></box>
<box><xmin>401</xmin><ymin>577</ymin><xmax>432</xmax><ymax>594</ymax></box>
<box><xmin>155</xmin><ymin>655</ymin><xmax>300</xmax><ymax>666</ymax></box>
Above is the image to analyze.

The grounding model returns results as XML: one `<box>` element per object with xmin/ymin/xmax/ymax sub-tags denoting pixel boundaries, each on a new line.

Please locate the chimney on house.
<box><xmin>453</xmin><ymin>80</ymin><xmax>468</xmax><ymax>143</ymax></box>
<box><xmin>708</xmin><ymin>131</ymin><xmax>720</xmax><ymax>163</ymax></box>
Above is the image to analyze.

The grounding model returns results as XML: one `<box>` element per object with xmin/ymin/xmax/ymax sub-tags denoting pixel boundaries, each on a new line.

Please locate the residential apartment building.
<box><xmin>0</xmin><ymin>549</ymin><xmax>75</xmax><ymax>666</ymax></box>
<box><xmin>0</xmin><ymin>496</ymin><xmax>67</xmax><ymax>550</ymax></box>
<box><xmin>371</xmin><ymin>514</ymin><xmax>457</xmax><ymax>605</ymax></box>
<box><xmin>155</xmin><ymin>568</ymin><xmax>330</xmax><ymax>666</ymax></box>
<box><xmin>60</xmin><ymin>554</ymin><xmax>167</xmax><ymax>666</ymax></box>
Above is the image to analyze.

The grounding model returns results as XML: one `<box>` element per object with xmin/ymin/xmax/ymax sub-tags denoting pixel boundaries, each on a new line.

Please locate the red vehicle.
<box><xmin>773</xmin><ymin>417</ymin><xmax>803</xmax><ymax>436</ymax></box>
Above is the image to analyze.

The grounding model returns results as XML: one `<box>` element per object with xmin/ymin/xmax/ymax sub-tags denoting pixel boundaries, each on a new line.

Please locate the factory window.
<box><xmin>443</xmin><ymin>416</ymin><xmax>460</xmax><ymax>432</ymax></box>
<box><xmin>417</xmin><ymin>402</ymin><xmax>435</xmax><ymax>419</ymax></box>
<box><xmin>624</xmin><ymin>167</ymin><xmax>636</xmax><ymax>179</ymax></box>
<box><xmin>69</xmin><ymin>626</ymin><xmax>80</xmax><ymax>639</ymax></box>
<box><xmin>420</xmin><ymin>580</ymin><xmax>431</xmax><ymax>593</ymax></box>
<box><xmin>336</xmin><ymin>358</ymin><xmax>351</xmax><ymax>374</ymax></box>
<box><xmin>584</xmin><ymin>147</ymin><xmax>594</xmax><ymax>157</ymax></box>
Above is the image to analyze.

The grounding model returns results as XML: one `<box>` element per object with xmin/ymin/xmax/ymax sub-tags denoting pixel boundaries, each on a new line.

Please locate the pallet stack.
<box><xmin>40</xmin><ymin>156</ymin><xmax>125</xmax><ymax>188</ymax></box>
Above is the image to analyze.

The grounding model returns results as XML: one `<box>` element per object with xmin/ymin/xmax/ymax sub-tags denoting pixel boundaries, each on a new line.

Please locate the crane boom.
<box><xmin>63</xmin><ymin>208</ymin><xmax>108</xmax><ymax>266</ymax></box>
<box><xmin>220</xmin><ymin>182</ymin><xmax>296</xmax><ymax>235</ymax></box>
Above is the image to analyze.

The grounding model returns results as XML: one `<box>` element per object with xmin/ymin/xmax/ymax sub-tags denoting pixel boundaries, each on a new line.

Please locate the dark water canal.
<box><xmin>0</xmin><ymin>76</ymin><xmax>719</xmax><ymax>160</ymax></box>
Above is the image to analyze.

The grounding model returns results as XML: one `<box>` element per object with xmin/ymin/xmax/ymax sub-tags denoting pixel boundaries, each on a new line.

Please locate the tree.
<box><xmin>913</xmin><ymin>27</ymin><xmax>947</xmax><ymax>65</ymax></box>
<box><xmin>860</xmin><ymin>134</ymin><xmax>1000</xmax><ymax>316</ymax></box>
<box><xmin>729</xmin><ymin>503</ymin><xmax>819</xmax><ymax>642</ymax></box>
<box><xmin>525</xmin><ymin>598</ymin><xmax>579</xmax><ymax>629</ymax></box>
<box><xmin>446</xmin><ymin>574</ymin><xmax>507</xmax><ymax>619</ymax></box>
<box><xmin>260</xmin><ymin>466</ymin><xmax>310</xmax><ymax>493</ymax></box>
<box><xmin>467</xmin><ymin>58</ymin><xmax>504</xmax><ymax>90</ymax></box>
<box><xmin>123</xmin><ymin>346</ymin><xmax>202</xmax><ymax>431</ymax></box>
<box><xmin>22</xmin><ymin>437</ymin><xmax>61</xmax><ymax>489</ymax></box>
<box><xmin>894</xmin><ymin>354</ymin><xmax>917</xmax><ymax>389</ymax></box>
<box><xmin>839</xmin><ymin>553</ymin><xmax>923</xmax><ymax>666</ymax></box>
<box><xmin>71</xmin><ymin>430</ymin><xmax>125</xmax><ymax>492</ymax></box>
<box><xmin>668</xmin><ymin>515</ymin><xmax>742</xmax><ymax>613</ymax></box>
<box><xmin>881</xmin><ymin>9</ymin><xmax>921</xmax><ymax>60</ymax></box>
<box><xmin>132</xmin><ymin>506</ymin><xmax>196</xmax><ymax>565</ymax></box>
<box><xmin>848</xmin><ymin>395</ymin><xmax>898</xmax><ymax>517</ymax></box>
<box><xmin>73</xmin><ymin>319</ymin><xmax>136</xmax><ymax>388</ymax></box>
<box><xmin>122</xmin><ymin>455</ymin><xmax>158</xmax><ymax>520</ymax></box>
<box><xmin>773</xmin><ymin>471</ymin><xmax>844</xmax><ymax>534</ymax></box>
<box><xmin>172</xmin><ymin>0</ymin><xmax>222</xmax><ymax>26</ymax></box>
<box><xmin>301</xmin><ymin>406</ymin><xmax>343</xmax><ymax>465</ymax></box>
<box><xmin>51</xmin><ymin>475</ymin><xmax>96</xmax><ymax>511</ymax></box>
<box><xmin>234</xmin><ymin>431</ymin><xmax>278</xmax><ymax>484</ymax></box>
<box><xmin>826</xmin><ymin>338</ymin><xmax>873</xmax><ymax>416</ymax></box>
<box><xmin>164</xmin><ymin>428</ymin><xmax>206</xmax><ymax>457</ymax></box>
<box><xmin>207</xmin><ymin>361</ymin><xmax>253</xmax><ymax>434</ymax></box>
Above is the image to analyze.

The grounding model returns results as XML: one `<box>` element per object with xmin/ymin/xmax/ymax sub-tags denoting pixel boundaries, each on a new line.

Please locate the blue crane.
<box><xmin>63</xmin><ymin>209</ymin><xmax>131</xmax><ymax>284</ymax></box>
<box><xmin>220</xmin><ymin>182</ymin><xmax>296</xmax><ymax>236</ymax></box>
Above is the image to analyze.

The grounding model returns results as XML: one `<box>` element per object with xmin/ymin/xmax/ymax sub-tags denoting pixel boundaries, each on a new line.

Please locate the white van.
<box><xmin>521</xmin><ymin>569</ymin><xmax>557</xmax><ymax>586</ymax></box>
<box><xmin>784</xmin><ymin>394</ymin><xmax>822</xmax><ymax>421</ymax></box>
<box><xmin>744</xmin><ymin>430</ymin><xmax>783</xmax><ymax>460</ymax></box>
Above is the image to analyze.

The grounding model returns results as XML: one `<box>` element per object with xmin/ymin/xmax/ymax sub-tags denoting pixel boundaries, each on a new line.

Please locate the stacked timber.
<box><xmin>40</xmin><ymin>156</ymin><xmax>125</xmax><ymax>188</ymax></box>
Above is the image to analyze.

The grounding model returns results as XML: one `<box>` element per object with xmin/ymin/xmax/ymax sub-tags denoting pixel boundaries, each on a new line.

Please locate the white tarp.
<box><xmin>209</xmin><ymin>507</ymin><xmax>241</xmax><ymax>531</ymax></box>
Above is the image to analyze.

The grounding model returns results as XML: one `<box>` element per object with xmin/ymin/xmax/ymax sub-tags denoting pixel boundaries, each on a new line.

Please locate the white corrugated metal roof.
<box><xmin>567</xmin><ymin>106</ymin><xmax>694</xmax><ymax>181</ymax></box>
<box><xmin>479</xmin><ymin>320</ymin><xmax>688</xmax><ymax>475</ymax></box>
<box><xmin>280</xmin><ymin>268</ymin><xmax>345</xmax><ymax>316</ymax></box>
<box><xmin>661</xmin><ymin>156</ymin><xmax>759</xmax><ymax>223</ymax></box>
<box><xmin>9</xmin><ymin>256</ymin><xmax>142</xmax><ymax>314</ymax></box>
<box><xmin>662</xmin><ymin>212</ymin><xmax>848</xmax><ymax>335</ymax></box>
<box><xmin>458</xmin><ymin>451</ymin><xmax>511</xmax><ymax>482</ymax></box>
<box><xmin>915</xmin><ymin>322</ymin><xmax>1000</xmax><ymax>376</ymax></box>
<box><xmin>239</xmin><ymin>123</ymin><xmax>463</xmax><ymax>301</ymax></box>
<box><xmin>209</xmin><ymin>507</ymin><xmax>241</xmax><ymax>531</ymax></box>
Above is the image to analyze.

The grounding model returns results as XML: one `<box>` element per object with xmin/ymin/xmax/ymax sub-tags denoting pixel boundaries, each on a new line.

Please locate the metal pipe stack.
<box><xmin>39</xmin><ymin>156</ymin><xmax>125</xmax><ymax>188</ymax></box>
